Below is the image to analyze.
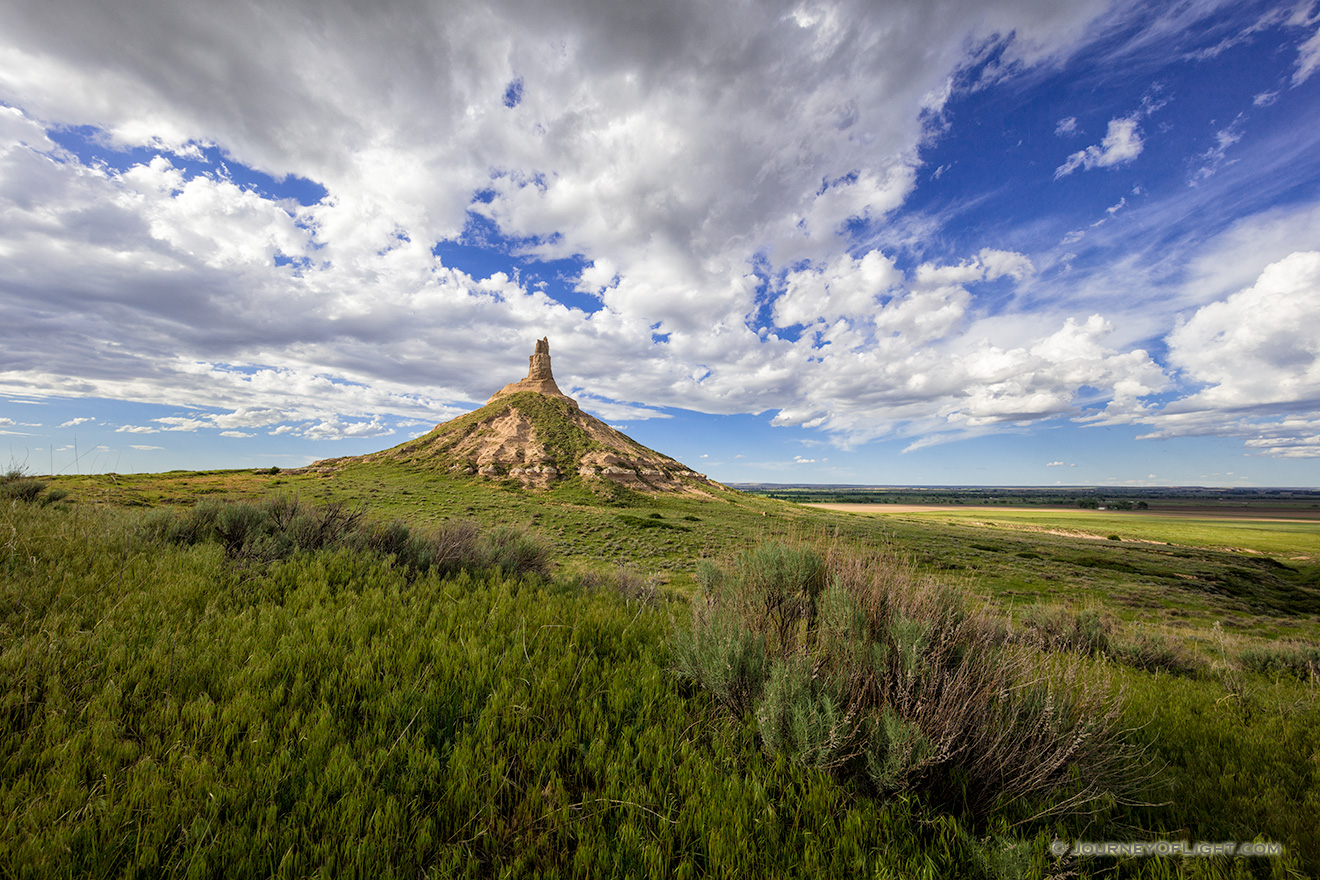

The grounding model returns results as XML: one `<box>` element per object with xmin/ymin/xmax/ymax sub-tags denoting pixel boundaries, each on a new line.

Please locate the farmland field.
<box><xmin>803</xmin><ymin>503</ymin><xmax>1320</xmax><ymax>559</ymax></box>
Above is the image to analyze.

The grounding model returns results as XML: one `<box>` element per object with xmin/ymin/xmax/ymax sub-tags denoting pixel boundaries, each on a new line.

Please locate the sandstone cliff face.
<box><xmin>329</xmin><ymin>338</ymin><xmax>715</xmax><ymax>494</ymax></box>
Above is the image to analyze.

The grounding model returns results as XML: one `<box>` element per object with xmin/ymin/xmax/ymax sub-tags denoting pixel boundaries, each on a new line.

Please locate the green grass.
<box><xmin>0</xmin><ymin>500</ymin><xmax>1088</xmax><ymax>878</ymax></box>
<box><xmin>7</xmin><ymin>467</ymin><xmax>1320</xmax><ymax>877</ymax></box>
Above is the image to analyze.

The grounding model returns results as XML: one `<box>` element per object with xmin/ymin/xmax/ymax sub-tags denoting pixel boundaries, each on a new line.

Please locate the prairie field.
<box><xmin>3</xmin><ymin>468</ymin><xmax>1319</xmax><ymax>878</ymax></box>
<box><xmin>804</xmin><ymin>503</ymin><xmax>1320</xmax><ymax>558</ymax></box>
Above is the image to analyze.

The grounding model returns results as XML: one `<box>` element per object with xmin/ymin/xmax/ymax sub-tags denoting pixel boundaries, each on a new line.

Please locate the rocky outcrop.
<box><xmin>487</xmin><ymin>337</ymin><xmax>578</xmax><ymax>408</ymax></box>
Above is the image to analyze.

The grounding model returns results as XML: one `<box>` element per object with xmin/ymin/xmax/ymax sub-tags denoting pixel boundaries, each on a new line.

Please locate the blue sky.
<box><xmin>3</xmin><ymin>0</ymin><xmax>1320</xmax><ymax>487</ymax></box>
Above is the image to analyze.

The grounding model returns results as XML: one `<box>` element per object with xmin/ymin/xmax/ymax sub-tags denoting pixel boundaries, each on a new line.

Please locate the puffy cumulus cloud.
<box><xmin>1126</xmin><ymin>253</ymin><xmax>1320</xmax><ymax>457</ymax></box>
<box><xmin>1167</xmin><ymin>252</ymin><xmax>1320</xmax><ymax>408</ymax></box>
<box><xmin>117</xmin><ymin>156</ymin><xmax>313</xmax><ymax>269</ymax></box>
<box><xmin>775</xmin><ymin>250</ymin><xmax>902</xmax><ymax>327</ymax></box>
<box><xmin>765</xmin><ymin>307</ymin><xmax>1167</xmax><ymax>447</ymax></box>
<box><xmin>943</xmin><ymin>315</ymin><xmax>1167</xmax><ymax>428</ymax></box>
<box><xmin>302</xmin><ymin>415</ymin><xmax>394</xmax><ymax>442</ymax></box>
<box><xmin>914</xmin><ymin>248</ymin><xmax>1034</xmax><ymax>286</ymax></box>
<box><xmin>1054</xmin><ymin>116</ymin><xmax>1144</xmax><ymax>178</ymax></box>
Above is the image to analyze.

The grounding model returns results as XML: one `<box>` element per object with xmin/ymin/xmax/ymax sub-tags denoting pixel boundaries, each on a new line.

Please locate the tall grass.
<box><xmin>1</xmin><ymin>501</ymin><xmax>1049</xmax><ymax>878</ymax></box>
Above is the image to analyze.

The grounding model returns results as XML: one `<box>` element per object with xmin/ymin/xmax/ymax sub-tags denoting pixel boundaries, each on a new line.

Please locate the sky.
<box><xmin>2</xmin><ymin>0</ymin><xmax>1320</xmax><ymax>488</ymax></box>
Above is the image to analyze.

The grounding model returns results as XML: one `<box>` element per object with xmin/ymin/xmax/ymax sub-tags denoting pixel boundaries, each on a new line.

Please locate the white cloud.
<box><xmin>129</xmin><ymin>444</ymin><xmax>163</xmax><ymax>450</ymax></box>
<box><xmin>219</xmin><ymin>430</ymin><xmax>255</xmax><ymax>438</ymax></box>
<box><xmin>59</xmin><ymin>417</ymin><xmax>94</xmax><ymax>427</ymax></box>
<box><xmin>301</xmin><ymin>415</ymin><xmax>394</xmax><ymax>441</ymax></box>
<box><xmin>1166</xmin><ymin>251</ymin><xmax>1320</xmax><ymax>410</ymax></box>
<box><xmin>1054</xmin><ymin>116</ymin><xmax>1078</xmax><ymax>136</ymax></box>
<box><xmin>1122</xmin><ymin>252</ymin><xmax>1320</xmax><ymax>457</ymax></box>
<box><xmin>1190</xmin><ymin>117</ymin><xmax>1244</xmax><ymax>183</ymax></box>
<box><xmin>1293</xmin><ymin>23</ymin><xmax>1320</xmax><ymax>85</ymax></box>
<box><xmin>1054</xmin><ymin>116</ymin><xmax>1144</xmax><ymax>178</ymax></box>
<box><xmin>775</xmin><ymin>250</ymin><xmax>902</xmax><ymax>327</ymax></box>
<box><xmin>573</xmin><ymin>395</ymin><xmax>672</xmax><ymax>423</ymax></box>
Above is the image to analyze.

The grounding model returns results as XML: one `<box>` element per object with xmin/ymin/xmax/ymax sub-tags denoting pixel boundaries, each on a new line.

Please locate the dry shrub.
<box><xmin>673</xmin><ymin>541</ymin><xmax>1150</xmax><ymax>823</ymax></box>
<box><xmin>1015</xmin><ymin>604</ymin><xmax>1112</xmax><ymax>656</ymax></box>
<box><xmin>577</xmin><ymin>566</ymin><xmax>659</xmax><ymax>606</ymax></box>
<box><xmin>1112</xmin><ymin>631</ymin><xmax>1207</xmax><ymax>678</ymax></box>
<box><xmin>1</xmin><ymin>468</ymin><xmax>48</xmax><ymax>503</ymax></box>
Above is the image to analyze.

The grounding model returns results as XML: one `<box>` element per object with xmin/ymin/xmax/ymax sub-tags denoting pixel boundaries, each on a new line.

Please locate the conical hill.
<box><xmin>307</xmin><ymin>339</ymin><xmax>716</xmax><ymax>495</ymax></box>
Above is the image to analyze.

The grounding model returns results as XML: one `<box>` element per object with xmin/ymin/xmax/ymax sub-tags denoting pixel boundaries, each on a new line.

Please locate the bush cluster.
<box><xmin>0</xmin><ymin>468</ymin><xmax>67</xmax><ymax>506</ymax></box>
<box><xmin>1013</xmin><ymin>605</ymin><xmax>1208</xmax><ymax>678</ymax></box>
<box><xmin>1239</xmin><ymin>640</ymin><xmax>1320</xmax><ymax>681</ymax></box>
<box><xmin>1014</xmin><ymin>605</ymin><xmax>1112</xmax><ymax>655</ymax></box>
<box><xmin>139</xmin><ymin>497</ymin><xmax>552</xmax><ymax>579</ymax></box>
<box><xmin>1111</xmin><ymin>632</ymin><xmax>1207</xmax><ymax>678</ymax></box>
<box><xmin>673</xmin><ymin>542</ymin><xmax>1147</xmax><ymax>822</ymax></box>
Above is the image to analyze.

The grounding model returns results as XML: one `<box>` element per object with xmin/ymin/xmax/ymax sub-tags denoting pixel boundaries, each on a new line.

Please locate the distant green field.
<box><xmin>808</xmin><ymin>504</ymin><xmax>1320</xmax><ymax>559</ymax></box>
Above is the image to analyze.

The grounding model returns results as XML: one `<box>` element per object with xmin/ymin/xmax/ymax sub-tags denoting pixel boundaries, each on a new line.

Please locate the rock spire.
<box><xmin>487</xmin><ymin>337</ymin><xmax>578</xmax><ymax>408</ymax></box>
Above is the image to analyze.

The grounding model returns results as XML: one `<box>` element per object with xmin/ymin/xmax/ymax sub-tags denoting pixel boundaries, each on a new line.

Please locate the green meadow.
<box><xmin>835</xmin><ymin>505</ymin><xmax>1320</xmax><ymax>558</ymax></box>
<box><xmin>4</xmin><ymin>466</ymin><xmax>1319</xmax><ymax>878</ymax></box>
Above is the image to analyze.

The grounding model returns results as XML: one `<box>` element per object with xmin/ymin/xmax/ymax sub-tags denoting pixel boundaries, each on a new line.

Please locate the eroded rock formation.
<box><xmin>312</xmin><ymin>337</ymin><xmax>716</xmax><ymax>495</ymax></box>
<box><xmin>487</xmin><ymin>337</ymin><xmax>578</xmax><ymax>408</ymax></box>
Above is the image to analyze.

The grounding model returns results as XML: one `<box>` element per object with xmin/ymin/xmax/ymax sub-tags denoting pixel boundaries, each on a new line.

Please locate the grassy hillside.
<box><xmin>4</xmin><ymin>466</ymin><xmax>1320</xmax><ymax>877</ymax></box>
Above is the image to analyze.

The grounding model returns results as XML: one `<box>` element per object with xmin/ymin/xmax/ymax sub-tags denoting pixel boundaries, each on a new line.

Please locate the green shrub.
<box><xmin>756</xmin><ymin>655</ymin><xmax>867</xmax><ymax>772</ymax></box>
<box><xmin>40</xmin><ymin>488</ymin><xmax>68</xmax><ymax>505</ymax></box>
<box><xmin>1112</xmin><ymin>631</ymin><xmax>1206</xmax><ymax>678</ymax></box>
<box><xmin>479</xmin><ymin>524</ymin><xmax>552</xmax><ymax>577</ymax></box>
<box><xmin>728</xmin><ymin>541</ymin><xmax>826</xmax><ymax>648</ymax></box>
<box><xmin>141</xmin><ymin>498</ymin><xmax>551</xmax><ymax>580</ymax></box>
<box><xmin>671</xmin><ymin>602</ymin><xmax>768</xmax><ymax>715</ymax></box>
<box><xmin>1238</xmin><ymin>641</ymin><xmax>1320</xmax><ymax>681</ymax></box>
<box><xmin>674</xmin><ymin>542</ymin><xmax>1146</xmax><ymax>823</ymax></box>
